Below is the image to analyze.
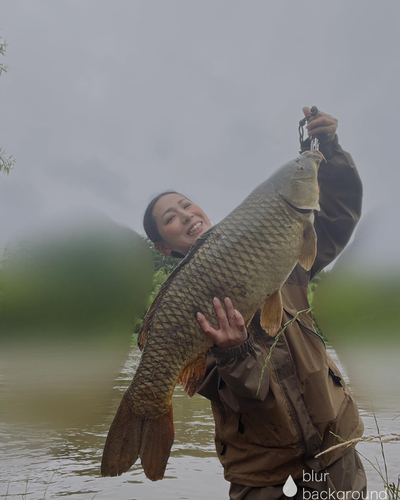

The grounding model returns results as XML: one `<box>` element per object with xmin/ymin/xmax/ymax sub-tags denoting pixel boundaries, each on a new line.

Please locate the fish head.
<box><xmin>274</xmin><ymin>150</ymin><xmax>323</xmax><ymax>214</ymax></box>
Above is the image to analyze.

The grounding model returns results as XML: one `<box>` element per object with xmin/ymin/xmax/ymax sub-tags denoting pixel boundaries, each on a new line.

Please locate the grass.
<box><xmin>316</xmin><ymin>425</ymin><xmax>400</xmax><ymax>500</ymax></box>
<box><xmin>3</xmin><ymin>467</ymin><xmax>98</xmax><ymax>500</ymax></box>
<box><xmin>256</xmin><ymin>307</ymin><xmax>313</xmax><ymax>395</ymax></box>
<box><xmin>370</xmin><ymin>411</ymin><xmax>400</xmax><ymax>500</ymax></box>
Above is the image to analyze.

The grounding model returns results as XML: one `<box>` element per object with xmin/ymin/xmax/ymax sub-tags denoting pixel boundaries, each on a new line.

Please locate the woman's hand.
<box><xmin>302</xmin><ymin>107</ymin><xmax>338</xmax><ymax>142</ymax></box>
<box><xmin>196</xmin><ymin>297</ymin><xmax>248</xmax><ymax>348</ymax></box>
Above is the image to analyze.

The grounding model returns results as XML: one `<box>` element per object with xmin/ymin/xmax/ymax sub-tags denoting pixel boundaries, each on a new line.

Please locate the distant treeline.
<box><xmin>0</xmin><ymin>216</ymin><xmax>153</xmax><ymax>342</ymax></box>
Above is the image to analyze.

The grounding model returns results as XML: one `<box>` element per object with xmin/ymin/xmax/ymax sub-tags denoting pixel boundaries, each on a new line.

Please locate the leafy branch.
<box><xmin>0</xmin><ymin>148</ymin><xmax>15</xmax><ymax>175</ymax></box>
<box><xmin>0</xmin><ymin>37</ymin><xmax>15</xmax><ymax>174</ymax></box>
<box><xmin>0</xmin><ymin>39</ymin><xmax>8</xmax><ymax>76</ymax></box>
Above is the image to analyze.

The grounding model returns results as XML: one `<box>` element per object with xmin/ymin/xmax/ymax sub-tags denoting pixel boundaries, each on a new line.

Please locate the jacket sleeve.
<box><xmin>197</xmin><ymin>333</ymin><xmax>269</xmax><ymax>412</ymax></box>
<box><xmin>301</xmin><ymin>135</ymin><xmax>363</xmax><ymax>279</ymax></box>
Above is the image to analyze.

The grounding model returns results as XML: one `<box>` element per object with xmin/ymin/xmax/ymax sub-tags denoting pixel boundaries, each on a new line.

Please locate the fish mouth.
<box><xmin>187</xmin><ymin>221</ymin><xmax>203</xmax><ymax>236</ymax></box>
<box><xmin>301</xmin><ymin>150</ymin><xmax>326</xmax><ymax>164</ymax></box>
<box><xmin>281</xmin><ymin>196</ymin><xmax>314</xmax><ymax>215</ymax></box>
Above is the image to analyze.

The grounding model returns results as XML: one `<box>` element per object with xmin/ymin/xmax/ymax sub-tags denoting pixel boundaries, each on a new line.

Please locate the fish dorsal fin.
<box><xmin>178</xmin><ymin>355</ymin><xmax>207</xmax><ymax>397</ymax></box>
<box><xmin>260</xmin><ymin>289</ymin><xmax>283</xmax><ymax>337</ymax></box>
<box><xmin>298</xmin><ymin>220</ymin><xmax>317</xmax><ymax>272</ymax></box>
<box><xmin>137</xmin><ymin>328</ymin><xmax>148</xmax><ymax>351</ymax></box>
<box><xmin>137</xmin><ymin>227</ymin><xmax>217</xmax><ymax>351</ymax></box>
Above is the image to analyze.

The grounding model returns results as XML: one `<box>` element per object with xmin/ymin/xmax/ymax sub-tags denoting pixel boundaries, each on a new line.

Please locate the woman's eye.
<box><xmin>165</xmin><ymin>215</ymin><xmax>175</xmax><ymax>225</ymax></box>
<box><xmin>184</xmin><ymin>203</ymin><xmax>192</xmax><ymax>209</ymax></box>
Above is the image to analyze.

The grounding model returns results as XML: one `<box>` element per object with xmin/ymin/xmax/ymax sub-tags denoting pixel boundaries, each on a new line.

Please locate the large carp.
<box><xmin>101</xmin><ymin>150</ymin><xmax>323</xmax><ymax>481</ymax></box>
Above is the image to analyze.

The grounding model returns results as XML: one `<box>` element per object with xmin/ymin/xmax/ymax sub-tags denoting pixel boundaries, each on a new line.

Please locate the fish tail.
<box><xmin>139</xmin><ymin>407</ymin><xmax>174</xmax><ymax>481</ymax></box>
<box><xmin>101</xmin><ymin>391</ymin><xmax>174</xmax><ymax>481</ymax></box>
<box><xmin>101</xmin><ymin>392</ymin><xmax>142</xmax><ymax>477</ymax></box>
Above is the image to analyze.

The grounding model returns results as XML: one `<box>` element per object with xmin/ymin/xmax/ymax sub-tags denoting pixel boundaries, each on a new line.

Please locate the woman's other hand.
<box><xmin>302</xmin><ymin>107</ymin><xmax>338</xmax><ymax>142</ymax></box>
<box><xmin>197</xmin><ymin>297</ymin><xmax>248</xmax><ymax>348</ymax></box>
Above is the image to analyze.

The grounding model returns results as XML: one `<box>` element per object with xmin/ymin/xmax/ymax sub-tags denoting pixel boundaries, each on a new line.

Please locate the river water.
<box><xmin>0</xmin><ymin>346</ymin><xmax>398</xmax><ymax>500</ymax></box>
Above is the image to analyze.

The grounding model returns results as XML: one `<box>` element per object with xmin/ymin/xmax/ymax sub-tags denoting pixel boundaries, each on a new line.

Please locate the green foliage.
<box><xmin>0</xmin><ymin>38</ymin><xmax>15</xmax><ymax>175</ymax></box>
<box><xmin>314</xmin><ymin>267</ymin><xmax>400</xmax><ymax>347</ymax></box>
<box><xmin>132</xmin><ymin>238</ymin><xmax>181</xmax><ymax>335</ymax></box>
<box><xmin>308</xmin><ymin>270</ymin><xmax>327</xmax><ymax>338</ymax></box>
<box><xmin>148</xmin><ymin>267</ymin><xmax>170</xmax><ymax>305</ymax></box>
<box><xmin>307</xmin><ymin>269</ymin><xmax>327</xmax><ymax>305</ymax></box>
<box><xmin>0</xmin><ymin>148</ymin><xmax>15</xmax><ymax>175</ymax></box>
<box><xmin>0</xmin><ymin>217</ymin><xmax>153</xmax><ymax>340</ymax></box>
<box><xmin>145</xmin><ymin>238</ymin><xmax>181</xmax><ymax>273</ymax></box>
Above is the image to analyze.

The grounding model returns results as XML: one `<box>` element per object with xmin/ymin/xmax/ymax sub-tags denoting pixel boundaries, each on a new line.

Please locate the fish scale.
<box><xmin>101</xmin><ymin>150</ymin><xmax>323</xmax><ymax>481</ymax></box>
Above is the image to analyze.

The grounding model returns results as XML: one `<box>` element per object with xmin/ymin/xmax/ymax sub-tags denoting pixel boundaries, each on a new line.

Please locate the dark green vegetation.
<box><xmin>314</xmin><ymin>268</ymin><xmax>400</xmax><ymax>343</ymax></box>
<box><xmin>132</xmin><ymin>239</ymin><xmax>180</xmax><ymax>336</ymax></box>
<box><xmin>0</xmin><ymin>213</ymin><xmax>153</xmax><ymax>342</ymax></box>
<box><xmin>0</xmin><ymin>219</ymin><xmax>325</xmax><ymax>344</ymax></box>
<box><xmin>308</xmin><ymin>270</ymin><xmax>327</xmax><ymax>338</ymax></box>
<box><xmin>0</xmin><ymin>213</ymin><xmax>154</xmax><ymax>425</ymax></box>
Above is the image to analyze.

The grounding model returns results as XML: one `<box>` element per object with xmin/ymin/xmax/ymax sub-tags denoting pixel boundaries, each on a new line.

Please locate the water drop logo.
<box><xmin>283</xmin><ymin>475</ymin><xmax>298</xmax><ymax>497</ymax></box>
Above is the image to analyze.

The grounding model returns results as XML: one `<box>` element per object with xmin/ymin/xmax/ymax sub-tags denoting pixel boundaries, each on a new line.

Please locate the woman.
<box><xmin>143</xmin><ymin>108</ymin><xmax>367</xmax><ymax>499</ymax></box>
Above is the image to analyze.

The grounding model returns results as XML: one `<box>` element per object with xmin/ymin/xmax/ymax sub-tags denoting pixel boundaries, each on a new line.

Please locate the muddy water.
<box><xmin>0</xmin><ymin>347</ymin><xmax>398</xmax><ymax>500</ymax></box>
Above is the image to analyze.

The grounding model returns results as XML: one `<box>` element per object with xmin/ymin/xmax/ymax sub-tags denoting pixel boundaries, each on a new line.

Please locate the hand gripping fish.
<box><xmin>101</xmin><ymin>150</ymin><xmax>323</xmax><ymax>481</ymax></box>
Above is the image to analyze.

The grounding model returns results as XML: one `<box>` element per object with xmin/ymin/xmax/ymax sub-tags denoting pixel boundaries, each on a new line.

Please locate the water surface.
<box><xmin>0</xmin><ymin>346</ymin><xmax>398</xmax><ymax>499</ymax></box>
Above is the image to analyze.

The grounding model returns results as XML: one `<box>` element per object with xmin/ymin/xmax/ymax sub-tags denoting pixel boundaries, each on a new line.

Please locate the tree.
<box><xmin>145</xmin><ymin>237</ymin><xmax>181</xmax><ymax>273</ymax></box>
<box><xmin>0</xmin><ymin>215</ymin><xmax>153</xmax><ymax>338</ymax></box>
<box><xmin>0</xmin><ymin>38</ymin><xmax>15</xmax><ymax>174</ymax></box>
<box><xmin>132</xmin><ymin>238</ymin><xmax>181</xmax><ymax>335</ymax></box>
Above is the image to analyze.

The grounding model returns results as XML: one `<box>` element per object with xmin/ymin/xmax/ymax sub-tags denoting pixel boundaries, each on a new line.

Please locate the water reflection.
<box><xmin>0</xmin><ymin>346</ymin><xmax>398</xmax><ymax>499</ymax></box>
<box><xmin>0</xmin><ymin>347</ymin><xmax>227</xmax><ymax>500</ymax></box>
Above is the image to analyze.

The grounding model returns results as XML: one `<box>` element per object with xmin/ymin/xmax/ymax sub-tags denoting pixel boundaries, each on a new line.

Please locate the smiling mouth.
<box><xmin>187</xmin><ymin>221</ymin><xmax>203</xmax><ymax>235</ymax></box>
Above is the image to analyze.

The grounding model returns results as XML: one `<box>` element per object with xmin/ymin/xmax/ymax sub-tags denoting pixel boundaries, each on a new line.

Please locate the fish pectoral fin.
<box><xmin>260</xmin><ymin>289</ymin><xmax>283</xmax><ymax>337</ymax></box>
<box><xmin>245</xmin><ymin>311</ymin><xmax>257</xmax><ymax>328</ymax></box>
<box><xmin>298</xmin><ymin>220</ymin><xmax>317</xmax><ymax>271</ymax></box>
<box><xmin>178</xmin><ymin>355</ymin><xmax>207</xmax><ymax>397</ymax></box>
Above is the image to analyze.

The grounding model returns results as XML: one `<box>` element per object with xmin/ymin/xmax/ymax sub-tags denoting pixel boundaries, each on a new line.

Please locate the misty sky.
<box><xmin>1</xmin><ymin>0</ymin><xmax>399</xmax><ymax>264</ymax></box>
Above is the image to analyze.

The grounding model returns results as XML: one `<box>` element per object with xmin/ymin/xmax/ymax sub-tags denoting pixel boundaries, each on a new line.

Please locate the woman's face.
<box><xmin>152</xmin><ymin>193</ymin><xmax>212</xmax><ymax>256</ymax></box>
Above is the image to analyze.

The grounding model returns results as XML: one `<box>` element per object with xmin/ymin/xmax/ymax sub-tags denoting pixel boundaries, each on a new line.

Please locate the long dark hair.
<box><xmin>143</xmin><ymin>191</ymin><xmax>186</xmax><ymax>259</ymax></box>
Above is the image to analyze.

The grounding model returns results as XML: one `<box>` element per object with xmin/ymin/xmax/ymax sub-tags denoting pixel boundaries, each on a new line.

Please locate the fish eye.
<box><xmin>299</xmin><ymin>166</ymin><xmax>304</xmax><ymax>171</ymax></box>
